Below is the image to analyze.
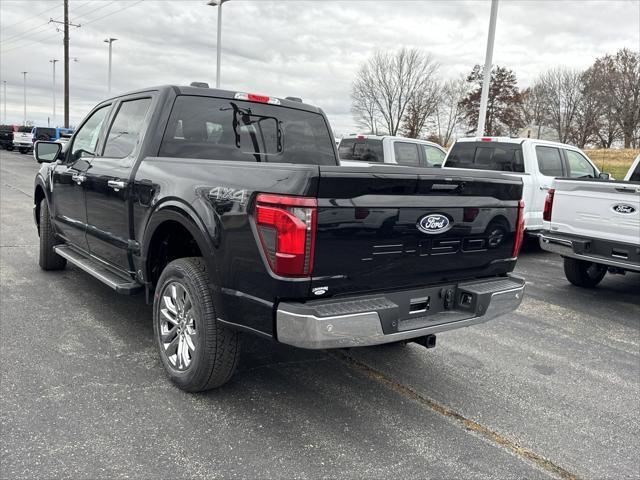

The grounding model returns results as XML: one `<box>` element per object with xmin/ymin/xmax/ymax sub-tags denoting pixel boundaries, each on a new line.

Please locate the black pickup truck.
<box><xmin>33</xmin><ymin>85</ymin><xmax>526</xmax><ymax>391</ymax></box>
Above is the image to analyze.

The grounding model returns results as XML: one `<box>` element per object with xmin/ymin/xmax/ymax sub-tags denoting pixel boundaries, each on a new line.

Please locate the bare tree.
<box><xmin>351</xmin><ymin>48</ymin><xmax>439</xmax><ymax>136</ymax></box>
<box><xmin>582</xmin><ymin>65</ymin><xmax>621</xmax><ymax>148</ymax></box>
<box><xmin>401</xmin><ymin>77</ymin><xmax>440</xmax><ymax>138</ymax></box>
<box><xmin>591</xmin><ymin>48</ymin><xmax>640</xmax><ymax>148</ymax></box>
<box><xmin>537</xmin><ymin>68</ymin><xmax>583</xmax><ymax>144</ymax></box>
<box><xmin>520</xmin><ymin>83</ymin><xmax>547</xmax><ymax>137</ymax></box>
<box><xmin>432</xmin><ymin>76</ymin><xmax>467</xmax><ymax>146</ymax></box>
<box><xmin>351</xmin><ymin>77</ymin><xmax>380</xmax><ymax>134</ymax></box>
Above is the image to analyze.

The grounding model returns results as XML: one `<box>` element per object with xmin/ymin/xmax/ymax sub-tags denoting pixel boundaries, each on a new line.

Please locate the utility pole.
<box><xmin>50</xmin><ymin>59</ymin><xmax>59</xmax><ymax>127</ymax></box>
<box><xmin>104</xmin><ymin>38</ymin><xmax>117</xmax><ymax>94</ymax></box>
<box><xmin>21</xmin><ymin>72</ymin><xmax>27</xmax><ymax>126</ymax></box>
<box><xmin>50</xmin><ymin>0</ymin><xmax>80</xmax><ymax>128</ymax></box>
<box><xmin>476</xmin><ymin>0</ymin><xmax>499</xmax><ymax>137</ymax></box>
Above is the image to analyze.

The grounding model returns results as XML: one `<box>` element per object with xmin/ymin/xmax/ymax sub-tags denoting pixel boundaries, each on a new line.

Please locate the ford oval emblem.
<box><xmin>417</xmin><ymin>214</ymin><xmax>452</xmax><ymax>234</ymax></box>
<box><xmin>612</xmin><ymin>204</ymin><xmax>636</xmax><ymax>214</ymax></box>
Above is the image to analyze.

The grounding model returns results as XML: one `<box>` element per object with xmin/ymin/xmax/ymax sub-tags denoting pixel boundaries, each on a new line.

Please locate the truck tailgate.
<box><xmin>312</xmin><ymin>165</ymin><xmax>523</xmax><ymax>296</ymax></box>
<box><xmin>550</xmin><ymin>179</ymin><xmax>640</xmax><ymax>245</ymax></box>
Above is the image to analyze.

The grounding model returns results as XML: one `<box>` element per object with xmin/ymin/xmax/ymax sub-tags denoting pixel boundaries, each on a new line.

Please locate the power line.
<box><xmin>81</xmin><ymin>0</ymin><xmax>144</xmax><ymax>27</ymax></box>
<box><xmin>0</xmin><ymin>1</ymin><xmax>102</xmax><ymax>49</ymax></box>
<box><xmin>0</xmin><ymin>0</ymin><xmax>145</xmax><ymax>54</ymax></box>
<box><xmin>0</xmin><ymin>2</ymin><xmax>62</xmax><ymax>34</ymax></box>
<box><xmin>71</xmin><ymin>1</ymin><xmax>118</xmax><ymax>22</ymax></box>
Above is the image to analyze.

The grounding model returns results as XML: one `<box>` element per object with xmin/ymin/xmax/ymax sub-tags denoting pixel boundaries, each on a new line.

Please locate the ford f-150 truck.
<box><xmin>442</xmin><ymin>137</ymin><xmax>603</xmax><ymax>234</ymax></box>
<box><xmin>338</xmin><ymin>134</ymin><xmax>447</xmax><ymax>167</ymax></box>
<box><xmin>13</xmin><ymin>126</ymin><xmax>34</xmax><ymax>154</ymax></box>
<box><xmin>33</xmin><ymin>84</ymin><xmax>526</xmax><ymax>392</ymax></box>
<box><xmin>539</xmin><ymin>155</ymin><xmax>640</xmax><ymax>287</ymax></box>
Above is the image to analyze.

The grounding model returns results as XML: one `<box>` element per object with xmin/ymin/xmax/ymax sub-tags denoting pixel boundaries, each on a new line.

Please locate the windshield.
<box><xmin>446</xmin><ymin>141</ymin><xmax>524</xmax><ymax>172</ymax></box>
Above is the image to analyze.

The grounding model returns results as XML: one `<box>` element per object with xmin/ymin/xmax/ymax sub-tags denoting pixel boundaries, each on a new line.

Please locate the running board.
<box><xmin>53</xmin><ymin>245</ymin><xmax>143</xmax><ymax>295</ymax></box>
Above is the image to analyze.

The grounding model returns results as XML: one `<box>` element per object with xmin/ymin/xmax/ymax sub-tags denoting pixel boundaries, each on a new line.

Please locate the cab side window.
<box><xmin>422</xmin><ymin>145</ymin><xmax>446</xmax><ymax>166</ymax></box>
<box><xmin>536</xmin><ymin>146</ymin><xmax>564</xmax><ymax>177</ymax></box>
<box><xmin>394</xmin><ymin>142</ymin><xmax>420</xmax><ymax>166</ymax></box>
<box><xmin>103</xmin><ymin>98</ymin><xmax>152</xmax><ymax>158</ymax></box>
<box><xmin>565</xmin><ymin>150</ymin><xmax>596</xmax><ymax>178</ymax></box>
<box><xmin>71</xmin><ymin>105</ymin><xmax>110</xmax><ymax>160</ymax></box>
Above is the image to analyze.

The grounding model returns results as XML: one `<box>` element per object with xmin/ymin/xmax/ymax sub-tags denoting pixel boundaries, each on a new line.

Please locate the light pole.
<box><xmin>104</xmin><ymin>38</ymin><xmax>117</xmax><ymax>95</ymax></box>
<box><xmin>207</xmin><ymin>0</ymin><xmax>230</xmax><ymax>88</ymax></box>
<box><xmin>2</xmin><ymin>81</ymin><xmax>6</xmax><ymax>124</ymax></box>
<box><xmin>476</xmin><ymin>0</ymin><xmax>499</xmax><ymax>137</ymax></box>
<box><xmin>50</xmin><ymin>59</ymin><xmax>59</xmax><ymax>127</ymax></box>
<box><xmin>21</xmin><ymin>71</ymin><xmax>27</xmax><ymax>126</ymax></box>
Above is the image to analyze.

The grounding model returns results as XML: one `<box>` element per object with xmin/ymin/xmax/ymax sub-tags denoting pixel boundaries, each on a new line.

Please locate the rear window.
<box><xmin>35</xmin><ymin>127</ymin><xmax>56</xmax><ymax>137</ymax></box>
<box><xmin>338</xmin><ymin>138</ymin><xmax>383</xmax><ymax>162</ymax></box>
<box><xmin>445</xmin><ymin>142</ymin><xmax>524</xmax><ymax>172</ymax></box>
<box><xmin>159</xmin><ymin>95</ymin><xmax>336</xmax><ymax>165</ymax></box>
<box><xmin>18</xmin><ymin>126</ymin><xmax>31</xmax><ymax>133</ymax></box>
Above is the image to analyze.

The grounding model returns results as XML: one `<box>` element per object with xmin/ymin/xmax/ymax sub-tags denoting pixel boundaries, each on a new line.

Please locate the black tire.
<box><xmin>38</xmin><ymin>200</ymin><xmax>66</xmax><ymax>270</ymax></box>
<box><xmin>563</xmin><ymin>257</ymin><xmax>607</xmax><ymax>288</ymax></box>
<box><xmin>19</xmin><ymin>147</ymin><xmax>28</xmax><ymax>154</ymax></box>
<box><xmin>153</xmin><ymin>257</ymin><xmax>240</xmax><ymax>392</ymax></box>
<box><xmin>6</xmin><ymin>145</ymin><xmax>14</xmax><ymax>151</ymax></box>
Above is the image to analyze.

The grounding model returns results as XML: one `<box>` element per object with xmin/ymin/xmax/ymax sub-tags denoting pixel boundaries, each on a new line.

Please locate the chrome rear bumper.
<box><xmin>276</xmin><ymin>275</ymin><xmax>525</xmax><ymax>349</ymax></box>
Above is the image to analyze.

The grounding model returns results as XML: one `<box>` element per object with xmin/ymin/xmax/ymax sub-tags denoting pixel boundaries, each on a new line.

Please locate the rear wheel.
<box><xmin>38</xmin><ymin>200</ymin><xmax>66</xmax><ymax>270</ymax></box>
<box><xmin>563</xmin><ymin>257</ymin><xmax>606</xmax><ymax>288</ymax></box>
<box><xmin>153</xmin><ymin>257</ymin><xmax>240</xmax><ymax>392</ymax></box>
<box><xmin>18</xmin><ymin>147</ymin><xmax>28</xmax><ymax>154</ymax></box>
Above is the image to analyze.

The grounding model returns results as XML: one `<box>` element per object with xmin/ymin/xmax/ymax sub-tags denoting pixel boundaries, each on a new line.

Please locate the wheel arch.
<box><xmin>141</xmin><ymin>201</ymin><xmax>218</xmax><ymax>291</ymax></box>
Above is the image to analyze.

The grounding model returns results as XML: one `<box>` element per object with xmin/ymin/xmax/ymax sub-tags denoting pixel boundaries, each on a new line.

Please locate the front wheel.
<box><xmin>563</xmin><ymin>257</ymin><xmax>607</xmax><ymax>288</ymax></box>
<box><xmin>153</xmin><ymin>257</ymin><xmax>240</xmax><ymax>392</ymax></box>
<box><xmin>38</xmin><ymin>200</ymin><xmax>66</xmax><ymax>270</ymax></box>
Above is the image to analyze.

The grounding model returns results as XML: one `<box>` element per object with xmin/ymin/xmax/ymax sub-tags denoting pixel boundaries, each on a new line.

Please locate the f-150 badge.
<box><xmin>417</xmin><ymin>214</ymin><xmax>452</xmax><ymax>234</ymax></box>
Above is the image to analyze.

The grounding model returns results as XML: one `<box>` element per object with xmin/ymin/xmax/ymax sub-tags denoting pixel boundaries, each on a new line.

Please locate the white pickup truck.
<box><xmin>338</xmin><ymin>134</ymin><xmax>447</xmax><ymax>168</ymax></box>
<box><xmin>442</xmin><ymin>137</ymin><xmax>604</xmax><ymax>234</ymax></box>
<box><xmin>13</xmin><ymin>127</ymin><xmax>34</xmax><ymax>154</ymax></box>
<box><xmin>539</xmin><ymin>155</ymin><xmax>640</xmax><ymax>287</ymax></box>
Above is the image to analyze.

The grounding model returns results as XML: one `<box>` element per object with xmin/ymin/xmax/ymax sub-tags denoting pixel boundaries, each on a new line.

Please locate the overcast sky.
<box><xmin>1</xmin><ymin>0</ymin><xmax>639</xmax><ymax>134</ymax></box>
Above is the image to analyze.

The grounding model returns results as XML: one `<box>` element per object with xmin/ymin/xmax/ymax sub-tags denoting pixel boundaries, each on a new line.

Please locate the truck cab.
<box><xmin>442</xmin><ymin>137</ymin><xmax>602</xmax><ymax>233</ymax></box>
<box><xmin>338</xmin><ymin>134</ymin><xmax>447</xmax><ymax>168</ymax></box>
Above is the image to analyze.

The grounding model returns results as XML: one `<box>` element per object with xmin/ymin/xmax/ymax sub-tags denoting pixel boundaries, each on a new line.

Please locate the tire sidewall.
<box><xmin>153</xmin><ymin>261</ymin><xmax>211</xmax><ymax>389</ymax></box>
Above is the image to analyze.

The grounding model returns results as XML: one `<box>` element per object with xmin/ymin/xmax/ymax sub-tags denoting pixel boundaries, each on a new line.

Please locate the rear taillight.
<box><xmin>543</xmin><ymin>188</ymin><xmax>555</xmax><ymax>222</ymax></box>
<box><xmin>254</xmin><ymin>193</ymin><xmax>317</xmax><ymax>277</ymax></box>
<box><xmin>512</xmin><ymin>199</ymin><xmax>525</xmax><ymax>258</ymax></box>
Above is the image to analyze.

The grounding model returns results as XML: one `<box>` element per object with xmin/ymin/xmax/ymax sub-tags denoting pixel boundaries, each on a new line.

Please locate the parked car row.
<box><xmin>336</xmin><ymin>134</ymin><xmax>637</xmax><ymax>290</ymax></box>
<box><xmin>0</xmin><ymin>124</ymin><xmax>74</xmax><ymax>154</ymax></box>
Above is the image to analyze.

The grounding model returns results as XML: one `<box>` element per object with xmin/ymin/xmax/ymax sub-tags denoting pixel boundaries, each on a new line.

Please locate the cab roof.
<box><xmin>105</xmin><ymin>85</ymin><xmax>323</xmax><ymax>114</ymax></box>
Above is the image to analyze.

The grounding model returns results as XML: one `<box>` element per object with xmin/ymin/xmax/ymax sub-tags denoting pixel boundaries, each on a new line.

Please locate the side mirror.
<box><xmin>598</xmin><ymin>172</ymin><xmax>611</xmax><ymax>181</ymax></box>
<box><xmin>34</xmin><ymin>141</ymin><xmax>62</xmax><ymax>163</ymax></box>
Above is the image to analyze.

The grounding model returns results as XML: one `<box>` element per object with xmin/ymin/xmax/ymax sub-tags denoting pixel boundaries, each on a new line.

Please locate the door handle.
<box><xmin>539</xmin><ymin>185</ymin><xmax>550</xmax><ymax>191</ymax></box>
<box><xmin>71</xmin><ymin>174</ymin><xmax>86</xmax><ymax>184</ymax></box>
<box><xmin>615</xmin><ymin>186</ymin><xmax>640</xmax><ymax>194</ymax></box>
<box><xmin>107</xmin><ymin>180</ymin><xmax>127</xmax><ymax>191</ymax></box>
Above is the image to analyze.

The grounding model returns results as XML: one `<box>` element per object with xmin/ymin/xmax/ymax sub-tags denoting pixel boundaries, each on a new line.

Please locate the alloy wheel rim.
<box><xmin>160</xmin><ymin>281</ymin><xmax>196</xmax><ymax>371</ymax></box>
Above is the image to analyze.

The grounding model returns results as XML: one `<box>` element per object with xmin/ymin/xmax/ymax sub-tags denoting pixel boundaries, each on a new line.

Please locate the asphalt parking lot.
<box><xmin>1</xmin><ymin>149</ymin><xmax>639</xmax><ymax>480</ymax></box>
